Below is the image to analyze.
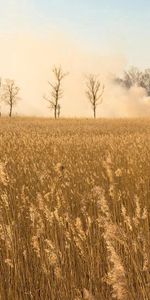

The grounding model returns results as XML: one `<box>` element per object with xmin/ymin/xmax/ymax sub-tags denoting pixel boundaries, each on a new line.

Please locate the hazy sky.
<box><xmin>0</xmin><ymin>0</ymin><xmax>150</xmax><ymax>117</ymax></box>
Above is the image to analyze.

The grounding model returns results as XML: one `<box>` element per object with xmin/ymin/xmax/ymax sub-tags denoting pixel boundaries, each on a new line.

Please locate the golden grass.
<box><xmin>0</xmin><ymin>118</ymin><xmax>150</xmax><ymax>300</ymax></box>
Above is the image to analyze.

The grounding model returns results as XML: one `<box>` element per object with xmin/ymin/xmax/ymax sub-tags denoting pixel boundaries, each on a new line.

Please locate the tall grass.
<box><xmin>0</xmin><ymin>118</ymin><xmax>149</xmax><ymax>299</ymax></box>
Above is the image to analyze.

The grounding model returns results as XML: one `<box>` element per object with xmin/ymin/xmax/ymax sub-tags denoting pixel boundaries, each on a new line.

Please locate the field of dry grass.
<box><xmin>0</xmin><ymin>118</ymin><xmax>150</xmax><ymax>300</ymax></box>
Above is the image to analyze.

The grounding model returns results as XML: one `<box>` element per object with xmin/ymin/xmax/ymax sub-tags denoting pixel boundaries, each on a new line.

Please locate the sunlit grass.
<box><xmin>0</xmin><ymin>118</ymin><xmax>150</xmax><ymax>300</ymax></box>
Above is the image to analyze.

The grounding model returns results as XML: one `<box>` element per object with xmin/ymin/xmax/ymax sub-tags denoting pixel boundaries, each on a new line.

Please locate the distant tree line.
<box><xmin>0</xmin><ymin>66</ymin><xmax>105</xmax><ymax>119</ymax></box>
<box><xmin>0</xmin><ymin>68</ymin><xmax>105</xmax><ymax>119</ymax></box>
<box><xmin>1</xmin><ymin>65</ymin><xmax>150</xmax><ymax>119</ymax></box>
<box><xmin>114</xmin><ymin>66</ymin><xmax>150</xmax><ymax>96</ymax></box>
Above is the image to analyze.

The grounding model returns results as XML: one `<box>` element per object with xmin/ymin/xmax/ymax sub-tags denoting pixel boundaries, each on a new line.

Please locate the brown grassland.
<box><xmin>0</xmin><ymin>118</ymin><xmax>150</xmax><ymax>300</ymax></box>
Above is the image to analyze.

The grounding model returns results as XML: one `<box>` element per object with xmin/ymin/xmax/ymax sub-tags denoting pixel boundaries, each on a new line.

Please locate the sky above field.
<box><xmin>0</xmin><ymin>0</ymin><xmax>150</xmax><ymax>117</ymax></box>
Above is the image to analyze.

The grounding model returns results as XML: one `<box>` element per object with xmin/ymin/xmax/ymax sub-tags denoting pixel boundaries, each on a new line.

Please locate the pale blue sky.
<box><xmin>0</xmin><ymin>0</ymin><xmax>150</xmax><ymax>68</ymax></box>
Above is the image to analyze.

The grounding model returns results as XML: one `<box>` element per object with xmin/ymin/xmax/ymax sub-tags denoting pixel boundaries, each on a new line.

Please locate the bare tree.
<box><xmin>44</xmin><ymin>66</ymin><xmax>68</xmax><ymax>119</ymax></box>
<box><xmin>1</xmin><ymin>79</ymin><xmax>20</xmax><ymax>117</ymax></box>
<box><xmin>85</xmin><ymin>74</ymin><xmax>104</xmax><ymax>118</ymax></box>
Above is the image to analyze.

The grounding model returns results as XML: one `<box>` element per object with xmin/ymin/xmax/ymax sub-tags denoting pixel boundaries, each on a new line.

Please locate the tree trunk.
<box><xmin>93</xmin><ymin>105</ymin><xmax>96</xmax><ymax>119</ymax></box>
<box><xmin>9</xmin><ymin>104</ymin><xmax>12</xmax><ymax>117</ymax></box>
<box><xmin>57</xmin><ymin>105</ymin><xmax>60</xmax><ymax>118</ymax></box>
<box><xmin>54</xmin><ymin>105</ymin><xmax>57</xmax><ymax>119</ymax></box>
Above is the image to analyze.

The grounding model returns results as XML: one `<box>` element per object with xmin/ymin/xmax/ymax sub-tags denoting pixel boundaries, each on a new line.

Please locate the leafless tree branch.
<box><xmin>44</xmin><ymin>66</ymin><xmax>68</xmax><ymax>119</ymax></box>
<box><xmin>85</xmin><ymin>74</ymin><xmax>104</xmax><ymax>118</ymax></box>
